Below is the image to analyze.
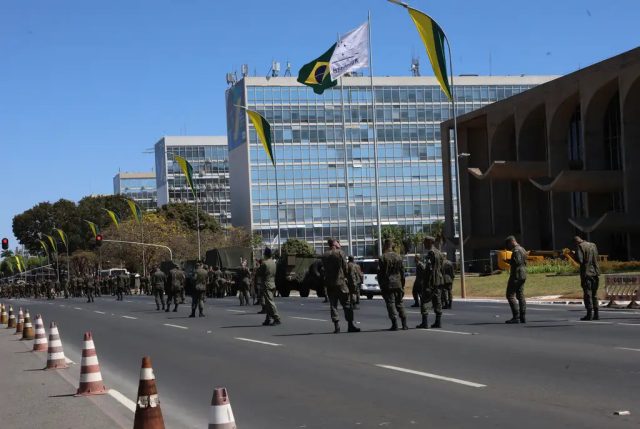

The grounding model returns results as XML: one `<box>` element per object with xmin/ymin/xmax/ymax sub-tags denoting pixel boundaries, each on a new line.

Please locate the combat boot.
<box><xmin>199</xmin><ymin>312</ymin><xmax>205</xmax><ymax>318</ymax></box>
<box><xmin>431</xmin><ymin>314</ymin><xmax>442</xmax><ymax>329</ymax></box>
<box><xmin>347</xmin><ymin>321</ymin><xmax>360</xmax><ymax>333</ymax></box>
<box><xmin>388</xmin><ymin>318</ymin><xmax>398</xmax><ymax>331</ymax></box>
<box><xmin>581</xmin><ymin>310</ymin><xmax>593</xmax><ymax>321</ymax></box>
<box><xmin>401</xmin><ymin>317</ymin><xmax>409</xmax><ymax>330</ymax></box>
<box><xmin>333</xmin><ymin>321</ymin><xmax>341</xmax><ymax>333</ymax></box>
<box><xmin>189</xmin><ymin>312</ymin><xmax>196</xmax><ymax>318</ymax></box>
<box><xmin>519</xmin><ymin>314</ymin><xmax>526</xmax><ymax>324</ymax></box>
<box><xmin>416</xmin><ymin>315</ymin><xmax>429</xmax><ymax>329</ymax></box>
<box><xmin>505</xmin><ymin>317</ymin><xmax>520</xmax><ymax>324</ymax></box>
<box><xmin>165</xmin><ymin>306</ymin><xmax>170</xmax><ymax>313</ymax></box>
<box><xmin>272</xmin><ymin>319</ymin><xmax>281</xmax><ymax>326</ymax></box>
<box><xmin>173</xmin><ymin>304</ymin><xmax>178</xmax><ymax>312</ymax></box>
<box><xmin>593</xmin><ymin>308</ymin><xmax>600</xmax><ymax>320</ymax></box>
<box><xmin>263</xmin><ymin>318</ymin><xmax>272</xmax><ymax>326</ymax></box>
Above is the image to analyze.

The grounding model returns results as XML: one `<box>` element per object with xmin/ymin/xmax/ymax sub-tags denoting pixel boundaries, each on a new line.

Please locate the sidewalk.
<box><xmin>0</xmin><ymin>327</ymin><xmax>131</xmax><ymax>428</ymax></box>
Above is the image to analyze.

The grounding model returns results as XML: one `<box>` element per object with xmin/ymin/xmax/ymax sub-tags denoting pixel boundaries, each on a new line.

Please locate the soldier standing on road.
<box><xmin>323</xmin><ymin>239</ymin><xmax>360</xmax><ymax>334</ymax></box>
<box><xmin>190</xmin><ymin>262</ymin><xmax>207</xmax><ymax>318</ymax></box>
<box><xmin>412</xmin><ymin>255</ymin><xmax>424</xmax><ymax>308</ymax></box>
<box><xmin>151</xmin><ymin>267</ymin><xmax>166</xmax><ymax>311</ymax></box>
<box><xmin>346</xmin><ymin>256</ymin><xmax>362</xmax><ymax>310</ymax></box>
<box><xmin>378</xmin><ymin>239</ymin><xmax>408</xmax><ymax>331</ymax></box>
<box><xmin>256</xmin><ymin>248</ymin><xmax>281</xmax><ymax>326</ymax></box>
<box><xmin>237</xmin><ymin>258</ymin><xmax>252</xmax><ymax>306</ymax></box>
<box><xmin>417</xmin><ymin>236</ymin><xmax>445</xmax><ymax>329</ymax></box>
<box><xmin>575</xmin><ymin>236</ymin><xmax>600</xmax><ymax>321</ymax></box>
<box><xmin>166</xmin><ymin>265</ymin><xmax>185</xmax><ymax>313</ymax></box>
<box><xmin>442</xmin><ymin>259</ymin><xmax>455</xmax><ymax>309</ymax></box>
<box><xmin>116</xmin><ymin>272</ymin><xmax>127</xmax><ymax>301</ymax></box>
<box><xmin>505</xmin><ymin>235</ymin><xmax>527</xmax><ymax>324</ymax></box>
<box><xmin>85</xmin><ymin>274</ymin><xmax>95</xmax><ymax>303</ymax></box>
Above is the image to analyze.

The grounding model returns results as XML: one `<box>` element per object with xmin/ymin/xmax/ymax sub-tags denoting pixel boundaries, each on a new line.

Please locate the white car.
<box><xmin>357</xmin><ymin>259</ymin><xmax>381</xmax><ymax>300</ymax></box>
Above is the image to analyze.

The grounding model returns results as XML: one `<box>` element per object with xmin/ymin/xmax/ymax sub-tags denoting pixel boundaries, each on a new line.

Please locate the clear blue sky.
<box><xmin>1</xmin><ymin>0</ymin><xmax>638</xmax><ymax>246</ymax></box>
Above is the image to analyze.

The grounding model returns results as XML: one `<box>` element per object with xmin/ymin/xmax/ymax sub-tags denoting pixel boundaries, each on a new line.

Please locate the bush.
<box><xmin>526</xmin><ymin>259</ymin><xmax>577</xmax><ymax>275</ymax></box>
<box><xmin>600</xmin><ymin>260</ymin><xmax>640</xmax><ymax>273</ymax></box>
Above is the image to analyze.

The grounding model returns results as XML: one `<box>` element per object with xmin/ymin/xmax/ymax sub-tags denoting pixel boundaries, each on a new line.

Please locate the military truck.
<box><xmin>275</xmin><ymin>255</ymin><xmax>325</xmax><ymax>298</ymax></box>
<box><xmin>205</xmin><ymin>247</ymin><xmax>255</xmax><ymax>297</ymax></box>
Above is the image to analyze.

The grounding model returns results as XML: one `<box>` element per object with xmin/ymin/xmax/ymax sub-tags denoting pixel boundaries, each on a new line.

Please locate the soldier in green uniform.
<box><xmin>85</xmin><ymin>274</ymin><xmax>95</xmax><ymax>303</ymax></box>
<box><xmin>575</xmin><ymin>236</ymin><xmax>601</xmax><ymax>321</ymax></box>
<box><xmin>442</xmin><ymin>259</ymin><xmax>455</xmax><ymax>309</ymax></box>
<box><xmin>322</xmin><ymin>239</ymin><xmax>359</xmax><ymax>334</ymax></box>
<box><xmin>151</xmin><ymin>267</ymin><xmax>166</xmax><ymax>311</ymax></box>
<box><xmin>417</xmin><ymin>236</ymin><xmax>445</xmax><ymax>329</ymax></box>
<box><xmin>378</xmin><ymin>239</ymin><xmax>408</xmax><ymax>331</ymax></box>
<box><xmin>505</xmin><ymin>235</ymin><xmax>527</xmax><ymax>324</ymax></box>
<box><xmin>237</xmin><ymin>259</ymin><xmax>252</xmax><ymax>306</ymax></box>
<box><xmin>256</xmin><ymin>248</ymin><xmax>281</xmax><ymax>326</ymax></box>
<box><xmin>347</xmin><ymin>256</ymin><xmax>362</xmax><ymax>310</ymax></box>
<box><xmin>166</xmin><ymin>265</ymin><xmax>186</xmax><ymax>312</ymax></box>
<box><xmin>190</xmin><ymin>262</ymin><xmax>207</xmax><ymax>317</ymax></box>
<box><xmin>412</xmin><ymin>255</ymin><xmax>424</xmax><ymax>307</ymax></box>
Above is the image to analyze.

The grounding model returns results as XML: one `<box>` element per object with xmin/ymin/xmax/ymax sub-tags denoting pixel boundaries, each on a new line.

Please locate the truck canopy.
<box><xmin>205</xmin><ymin>247</ymin><xmax>254</xmax><ymax>271</ymax></box>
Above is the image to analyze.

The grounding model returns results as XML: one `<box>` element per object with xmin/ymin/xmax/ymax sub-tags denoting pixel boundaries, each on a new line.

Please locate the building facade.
<box><xmin>113</xmin><ymin>172</ymin><xmax>157</xmax><ymax>211</ymax></box>
<box><xmin>441</xmin><ymin>48</ymin><xmax>640</xmax><ymax>263</ymax></box>
<box><xmin>155</xmin><ymin>136</ymin><xmax>231</xmax><ymax>226</ymax></box>
<box><xmin>227</xmin><ymin>75</ymin><xmax>554</xmax><ymax>257</ymax></box>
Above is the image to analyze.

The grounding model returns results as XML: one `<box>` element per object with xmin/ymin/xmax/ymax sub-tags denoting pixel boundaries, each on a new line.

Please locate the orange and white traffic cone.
<box><xmin>21</xmin><ymin>311</ymin><xmax>35</xmax><ymax>340</ymax></box>
<box><xmin>133</xmin><ymin>356</ymin><xmax>165</xmax><ymax>429</ymax></box>
<box><xmin>7</xmin><ymin>306</ymin><xmax>15</xmax><ymax>329</ymax></box>
<box><xmin>32</xmin><ymin>315</ymin><xmax>48</xmax><ymax>352</ymax></box>
<box><xmin>0</xmin><ymin>304</ymin><xmax>7</xmax><ymax>325</ymax></box>
<box><xmin>75</xmin><ymin>332</ymin><xmax>107</xmax><ymax>396</ymax></box>
<box><xmin>43</xmin><ymin>322</ymin><xmax>68</xmax><ymax>370</ymax></box>
<box><xmin>208</xmin><ymin>387</ymin><xmax>237</xmax><ymax>429</ymax></box>
<box><xmin>14</xmin><ymin>308</ymin><xmax>24</xmax><ymax>335</ymax></box>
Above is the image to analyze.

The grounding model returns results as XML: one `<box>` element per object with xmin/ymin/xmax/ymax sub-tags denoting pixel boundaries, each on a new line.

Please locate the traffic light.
<box><xmin>1</xmin><ymin>238</ymin><xmax>8</xmax><ymax>250</ymax></box>
<box><xmin>95</xmin><ymin>234</ymin><xmax>103</xmax><ymax>247</ymax></box>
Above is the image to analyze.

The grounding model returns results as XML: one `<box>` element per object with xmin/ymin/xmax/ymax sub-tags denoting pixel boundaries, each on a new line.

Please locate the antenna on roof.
<box><xmin>272</xmin><ymin>61</ymin><xmax>281</xmax><ymax>77</ymax></box>
<box><xmin>284</xmin><ymin>61</ymin><xmax>292</xmax><ymax>77</ymax></box>
<box><xmin>241</xmin><ymin>64</ymin><xmax>249</xmax><ymax>78</ymax></box>
<box><xmin>411</xmin><ymin>56</ymin><xmax>420</xmax><ymax>76</ymax></box>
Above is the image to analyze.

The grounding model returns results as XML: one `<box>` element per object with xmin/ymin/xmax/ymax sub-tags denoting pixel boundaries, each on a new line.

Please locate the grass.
<box><xmin>404</xmin><ymin>272</ymin><xmax>595</xmax><ymax>299</ymax></box>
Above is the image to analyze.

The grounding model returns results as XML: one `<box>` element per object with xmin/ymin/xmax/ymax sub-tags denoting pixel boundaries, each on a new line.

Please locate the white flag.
<box><xmin>330</xmin><ymin>22</ymin><xmax>370</xmax><ymax>80</ymax></box>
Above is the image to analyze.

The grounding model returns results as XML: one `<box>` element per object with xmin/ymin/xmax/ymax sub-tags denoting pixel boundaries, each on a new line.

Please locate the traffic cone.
<box><xmin>21</xmin><ymin>311</ymin><xmax>35</xmax><ymax>340</ymax></box>
<box><xmin>32</xmin><ymin>315</ymin><xmax>48</xmax><ymax>352</ymax></box>
<box><xmin>0</xmin><ymin>304</ymin><xmax>7</xmax><ymax>325</ymax></box>
<box><xmin>7</xmin><ymin>306</ymin><xmax>15</xmax><ymax>328</ymax></box>
<box><xmin>43</xmin><ymin>322</ymin><xmax>68</xmax><ymax>370</ymax></box>
<box><xmin>14</xmin><ymin>308</ymin><xmax>24</xmax><ymax>335</ymax></box>
<box><xmin>208</xmin><ymin>387</ymin><xmax>237</xmax><ymax>429</ymax></box>
<box><xmin>133</xmin><ymin>356</ymin><xmax>164</xmax><ymax>429</ymax></box>
<box><xmin>75</xmin><ymin>332</ymin><xmax>108</xmax><ymax>396</ymax></box>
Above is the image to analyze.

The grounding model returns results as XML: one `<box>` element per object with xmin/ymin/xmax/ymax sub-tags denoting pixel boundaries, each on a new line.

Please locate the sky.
<box><xmin>1</xmin><ymin>0</ymin><xmax>639</xmax><ymax>247</ymax></box>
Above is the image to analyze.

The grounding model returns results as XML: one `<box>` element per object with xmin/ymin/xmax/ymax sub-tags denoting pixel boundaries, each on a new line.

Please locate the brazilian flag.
<box><xmin>174</xmin><ymin>155</ymin><xmax>196</xmax><ymax>198</ymax></box>
<box><xmin>297</xmin><ymin>44</ymin><xmax>338</xmax><ymax>94</ymax></box>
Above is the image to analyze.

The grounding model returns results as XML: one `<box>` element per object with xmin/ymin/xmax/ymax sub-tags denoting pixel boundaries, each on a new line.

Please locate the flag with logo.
<box><xmin>174</xmin><ymin>155</ymin><xmax>197</xmax><ymax>198</ymax></box>
<box><xmin>297</xmin><ymin>45</ymin><xmax>338</xmax><ymax>94</ymax></box>
<box><xmin>330</xmin><ymin>22</ymin><xmax>370</xmax><ymax>80</ymax></box>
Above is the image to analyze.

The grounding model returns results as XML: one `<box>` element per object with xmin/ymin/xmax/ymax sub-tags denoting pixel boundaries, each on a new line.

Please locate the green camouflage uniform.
<box><xmin>256</xmin><ymin>257</ymin><xmax>280</xmax><ymax>324</ymax></box>
<box><xmin>506</xmin><ymin>245</ymin><xmax>527</xmax><ymax>321</ymax></box>
<box><xmin>577</xmin><ymin>241</ymin><xmax>600</xmax><ymax>319</ymax></box>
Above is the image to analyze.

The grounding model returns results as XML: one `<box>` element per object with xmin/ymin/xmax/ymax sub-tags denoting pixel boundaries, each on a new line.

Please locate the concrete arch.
<box><xmin>547</xmin><ymin>93</ymin><xmax>580</xmax><ymax>174</ymax></box>
<box><xmin>518</xmin><ymin>104</ymin><xmax>547</xmax><ymax>162</ymax></box>
<box><xmin>489</xmin><ymin>115</ymin><xmax>516</xmax><ymax>162</ymax></box>
<box><xmin>583</xmin><ymin>79</ymin><xmax>618</xmax><ymax>170</ymax></box>
<box><xmin>622</xmin><ymin>75</ymin><xmax>640</xmax><ymax>258</ymax></box>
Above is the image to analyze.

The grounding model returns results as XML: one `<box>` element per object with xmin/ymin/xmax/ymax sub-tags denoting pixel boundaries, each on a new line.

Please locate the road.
<box><xmin>8</xmin><ymin>293</ymin><xmax>640</xmax><ymax>428</ymax></box>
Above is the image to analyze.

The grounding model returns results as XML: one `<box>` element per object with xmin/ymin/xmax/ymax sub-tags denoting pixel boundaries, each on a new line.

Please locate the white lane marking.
<box><xmin>615</xmin><ymin>347</ymin><xmax>640</xmax><ymax>352</ymax></box>
<box><xmin>476</xmin><ymin>305</ymin><xmax>504</xmax><ymax>310</ymax></box>
<box><xmin>420</xmin><ymin>329</ymin><xmax>476</xmax><ymax>336</ymax></box>
<box><xmin>65</xmin><ymin>358</ymin><xmax>76</xmax><ymax>365</ymax></box>
<box><xmin>227</xmin><ymin>309</ymin><xmax>246</xmax><ymax>313</ymax></box>
<box><xmin>108</xmin><ymin>389</ymin><xmax>136</xmax><ymax>413</ymax></box>
<box><xmin>164</xmin><ymin>323</ymin><xmax>188</xmax><ymax>330</ymax></box>
<box><xmin>376</xmin><ymin>364</ymin><xmax>486</xmax><ymax>388</ymax></box>
<box><xmin>617</xmin><ymin>323</ymin><xmax>640</xmax><ymax>326</ymax></box>
<box><xmin>290</xmin><ymin>316</ymin><xmax>328</xmax><ymax>322</ymax></box>
<box><xmin>235</xmin><ymin>337</ymin><xmax>282</xmax><ymax>347</ymax></box>
<box><xmin>576</xmin><ymin>320</ymin><xmax>613</xmax><ymax>325</ymax></box>
<box><xmin>59</xmin><ymin>305</ymin><xmax>65</xmax><ymax>307</ymax></box>
<box><xmin>74</xmin><ymin>307</ymin><xmax>82</xmax><ymax>310</ymax></box>
<box><xmin>125</xmin><ymin>300</ymin><xmax>133</xmax><ymax>303</ymax></box>
<box><xmin>122</xmin><ymin>316</ymin><xmax>137</xmax><ymax>320</ymax></box>
<box><xmin>94</xmin><ymin>311</ymin><xmax>106</xmax><ymax>315</ymax></box>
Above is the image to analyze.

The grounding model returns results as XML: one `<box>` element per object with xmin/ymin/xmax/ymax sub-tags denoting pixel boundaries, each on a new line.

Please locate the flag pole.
<box><xmin>140</xmin><ymin>214</ymin><xmax>147</xmax><ymax>277</ymax></box>
<box><xmin>368</xmin><ymin>10</ymin><xmax>383</xmax><ymax>257</ymax></box>
<box><xmin>274</xmin><ymin>155</ymin><xmax>282</xmax><ymax>256</ymax></box>
<box><xmin>194</xmin><ymin>178</ymin><xmax>202</xmax><ymax>261</ymax></box>
<box><xmin>339</xmin><ymin>63</ymin><xmax>354</xmax><ymax>256</ymax></box>
<box><xmin>445</xmin><ymin>38</ymin><xmax>467</xmax><ymax>299</ymax></box>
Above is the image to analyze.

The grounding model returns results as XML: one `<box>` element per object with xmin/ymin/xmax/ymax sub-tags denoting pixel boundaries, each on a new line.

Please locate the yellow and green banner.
<box><xmin>84</xmin><ymin>220</ymin><xmax>99</xmax><ymax>238</ymax></box>
<box><xmin>103</xmin><ymin>209</ymin><xmax>120</xmax><ymax>229</ymax></box>
<box><xmin>174</xmin><ymin>155</ymin><xmax>196</xmax><ymax>198</ymax></box>
<box><xmin>246</xmin><ymin>109</ymin><xmax>275</xmax><ymax>166</ymax></box>
<box><xmin>126</xmin><ymin>199</ymin><xmax>143</xmax><ymax>224</ymax></box>
<box><xmin>44</xmin><ymin>234</ymin><xmax>58</xmax><ymax>254</ymax></box>
<box><xmin>39</xmin><ymin>239</ymin><xmax>49</xmax><ymax>257</ymax></box>
<box><xmin>14</xmin><ymin>255</ymin><xmax>24</xmax><ymax>273</ymax></box>
<box><xmin>54</xmin><ymin>228</ymin><xmax>68</xmax><ymax>250</ymax></box>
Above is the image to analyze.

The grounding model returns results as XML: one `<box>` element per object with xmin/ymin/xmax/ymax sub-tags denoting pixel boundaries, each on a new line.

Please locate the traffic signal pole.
<box><xmin>101</xmin><ymin>239</ymin><xmax>173</xmax><ymax>262</ymax></box>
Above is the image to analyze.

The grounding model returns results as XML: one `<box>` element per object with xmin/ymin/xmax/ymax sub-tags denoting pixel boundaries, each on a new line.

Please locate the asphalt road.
<box><xmin>8</xmin><ymin>293</ymin><xmax>640</xmax><ymax>428</ymax></box>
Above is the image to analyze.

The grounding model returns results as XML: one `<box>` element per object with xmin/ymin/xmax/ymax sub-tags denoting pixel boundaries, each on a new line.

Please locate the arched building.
<box><xmin>442</xmin><ymin>47</ymin><xmax>640</xmax><ymax>264</ymax></box>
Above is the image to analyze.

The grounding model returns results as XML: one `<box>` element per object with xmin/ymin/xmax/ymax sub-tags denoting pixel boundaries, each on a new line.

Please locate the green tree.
<box><xmin>377</xmin><ymin>225</ymin><xmax>407</xmax><ymax>254</ymax></box>
<box><xmin>429</xmin><ymin>220</ymin><xmax>446</xmax><ymax>249</ymax></box>
<box><xmin>280</xmin><ymin>238</ymin><xmax>316</xmax><ymax>257</ymax></box>
<box><xmin>159</xmin><ymin>203</ymin><xmax>221</xmax><ymax>233</ymax></box>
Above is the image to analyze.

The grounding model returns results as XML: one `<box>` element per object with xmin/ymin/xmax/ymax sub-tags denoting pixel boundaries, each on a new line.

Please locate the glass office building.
<box><xmin>226</xmin><ymin>76</ymin><xmax>555</xmax><ymax>256</ymax></box>
<box><xmin>155</xmin><ymin>136</ymin><xmax>231</xmax><ymax>226</ymax></box>
<box><xmin>113</xmin><ymin>172</ymin><xmax>157</xmax><ymax>211</ymax></box>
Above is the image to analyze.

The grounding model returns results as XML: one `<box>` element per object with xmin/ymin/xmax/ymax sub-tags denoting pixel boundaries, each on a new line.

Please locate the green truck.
<box><xmin>275</xmin><ymin>255</ymin><xmax>325</xmax><ymax>298</ymax></box>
